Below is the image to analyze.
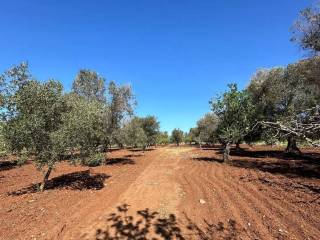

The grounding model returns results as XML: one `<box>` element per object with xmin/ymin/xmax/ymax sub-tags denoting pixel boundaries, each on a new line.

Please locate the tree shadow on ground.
<box><xmin>123</xmin><ymin>154</ymin><xmax>143</xmax><ymax>158</ymax></box>
<box><xmin>105</xmin><ymin>158</ymin><xmax>135</xmax><ymax>165</ymax></box>
<box><xmin>8</xmin><ymin>170</ymin><xmax>110</xmax><ymax>196</ymax></box>
<box><xmin>0</xmin><ymin>160</ymin><xmax>18</xmax><ymax>171</ymax></box>
<box><xmin>198</xmin><ymin>144</ymin><xmax>223</xmax><ymax>151</ymax></box>
<box><xmin>227</xmin><ymin>148</ymin><xmax>320</xmax><ymax>162</ymax></box>
<box><xmin>129</xmin><ymin>148</ymin><xmax>155</xmax><ymax>152</ymax></box>
<box><xmin>231</xmin><ymin>157</ymin><xmax>320</xmax><ymax>179</ymax></box>
<box><xmin>95</xmin><ymin>204</ymin><xmax>184</xmax><ymax>240</ymax></box>
<box><xmin>95</xmin><ymin>204</ymin><xmax>242</xmax><ymax>240</ymax></box>
<box><xmin>193</xmin><ymin>147</ymin><xmax>320</xmax><ymax>179</ymax></box>
<box><xmin>201</xmin><ymin>147</ymin><xmax>221</xmax><ymax>151</ymax></box>
<box><xmin>184</xmin><ymin>213</ymin><xmax>241</xmax><ymax>240</ymax></box>
<box><xmin>193</xmin><ymin>157</ymin><xmax>224</xmax><ymax>164</ymax></box>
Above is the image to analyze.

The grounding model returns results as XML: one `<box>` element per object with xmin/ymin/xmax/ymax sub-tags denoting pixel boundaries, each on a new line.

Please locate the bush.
<box><xmin>81</xmin><ymin>153</ymin><xmax>105</xmax><ymax>167</ymax></box>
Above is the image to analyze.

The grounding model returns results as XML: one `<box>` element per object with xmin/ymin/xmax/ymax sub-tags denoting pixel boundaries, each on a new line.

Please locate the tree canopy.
<box><xmin>171</xmin><ymin>128</ymin><xmax>184</xmax><ymax>146</ymax></box>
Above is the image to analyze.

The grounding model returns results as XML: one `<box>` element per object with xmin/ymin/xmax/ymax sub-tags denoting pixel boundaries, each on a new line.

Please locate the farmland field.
<box><xmin>1</xmin><ymin>145</ymin><xmax>319</xmax><ymax>240</ymax></box>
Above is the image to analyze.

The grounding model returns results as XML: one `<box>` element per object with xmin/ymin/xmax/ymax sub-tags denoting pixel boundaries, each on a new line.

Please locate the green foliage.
<box><xmin>119</xmin><ymin>116</ymin><xmax>159</xmax><ymax>148</ymax></box>
<box><xmin>139</xmin><ymin>116</ymin><xmax>160</xmax><ymax>146</ymax></box>
<box><xmin>247</xmin><ymin>57</ymin><xmax>320</xmax><ymax>145</ymax></box>
<box><xmin>171</xmin><ymin>128</ymin><xmax>184</xmax><ymax>145</ymax></box>
<box><xmin>0</xmin><ymin>122</ymin><xmax>7</xmax><ymax>155</ymax></box>
<box><xmin>72</xmin><ymin>69</ymin><xmax>106</xmax><ymax>102</ymax></box>
<box><xmin>81</xmin><ymin>153</ymin><xmax>105</xmax><ymax>167</ymax></box>
<box><xmin>53</xmin><ymin>93</ymin><xmax>105</xmax><ymax>158</ymax></box>
<box><xmin>211</xmin><ymin>84</ymin><xmax>254</xmax><ymax>145</ymax></box>
<box><xmin>16</xmin><ymin>148</ymin><xmax>28</xmax><ymax>166</ymax></box>
<box><xmin>157</xmin><ymin>131</ymin><xmax>170</xmax><ymax>145</ymax></box>
<box><xmin>2</xmin><ymin>75</ymin><xmax>67</xmax><ymax>170</ymax></box>
<box><xmin>196</xmin><ymin>113</ymin><xmax>219</xmax><ymax>144</ymax></box>
<box><xmin>185</xmin><ymin>128</ymin><xmax>198</xmax><ymax>144</ymax></box>
<box><xmin>0</xmin><ymin>62</ymin><xmax>141</xmax><ymax>190</ymax></box>
<box><xmin>122</xmin><ymin>117</ymin><xmax>148</xmax><ymax>148</ymax></box>
<box><xmin>106</xmin><ymin>81</ymin><xmax>136</xmax><ymax>145</ymax></box>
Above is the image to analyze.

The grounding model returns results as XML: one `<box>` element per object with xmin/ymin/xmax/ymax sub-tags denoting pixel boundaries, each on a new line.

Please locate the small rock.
<box><xmin>248</xmin><ymin>222</ymin><xmax>251</xmax><ymax>226</ymax></box>
<box><xmin>278</xmin><ymin>229</ymin><xmax>287</xmax><ymax>235</ymax></box>
<box><xmin>199</xmin><ymin>199</ymin><xmax>206</xmax><ymax>204</ymax></box>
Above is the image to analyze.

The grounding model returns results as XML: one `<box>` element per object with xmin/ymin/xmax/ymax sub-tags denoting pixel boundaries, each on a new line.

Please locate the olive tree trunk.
<box><xmin>39</xmin><ymin>166</ymin><xmax>53</xmax><ymax>192</ymax></box>
<box><xmin>235</xmin><ymin>140</ymin><xmax>241</xmax><ymax>151</ymax></box>
<box><xmin>285</xmin><ymin>136</ymin><xmax>301</xmax><ymax>155</ymax></box>
<box><xmin>223</xmin><ymin>142</ymin><xmax>231</xmax><ymax>164</ymax></box>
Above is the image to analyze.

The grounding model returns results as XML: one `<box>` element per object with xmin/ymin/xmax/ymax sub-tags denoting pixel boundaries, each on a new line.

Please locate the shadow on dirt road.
<box><xmin>94</xmin><ymin>204</ymin><xmax>241</xmax><ymax>240</ymax></box>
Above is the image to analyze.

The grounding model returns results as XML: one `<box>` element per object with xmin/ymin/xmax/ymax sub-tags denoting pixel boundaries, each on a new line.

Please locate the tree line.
<box><xmin>0</xmin><ymin>66</ymin><xmax>173</xmax><ymax>190</ymax></box>
<box><xmin>186</xmin><ymin>3</ymin><xmax>320</xmax><ymax>163</ymax></box>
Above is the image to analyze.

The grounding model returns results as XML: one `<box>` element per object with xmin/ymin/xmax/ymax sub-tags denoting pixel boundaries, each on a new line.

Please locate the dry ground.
<box><xmin>0</xmin><ymin>145</ymin><xmax>319</xmax><ymax>240</ymax></box>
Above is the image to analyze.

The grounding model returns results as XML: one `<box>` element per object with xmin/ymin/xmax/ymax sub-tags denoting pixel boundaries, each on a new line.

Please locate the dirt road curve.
<box><xmin>1</xmin><ymin>146</ymin><xmax>319</xmax><ymax>240</ymax></box>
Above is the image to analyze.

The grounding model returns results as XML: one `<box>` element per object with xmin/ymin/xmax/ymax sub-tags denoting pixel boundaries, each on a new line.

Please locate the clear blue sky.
<box><xmin>0</xmin><ymin>0</ymin><xmax>311</xmax><ymax>132</ymax></box>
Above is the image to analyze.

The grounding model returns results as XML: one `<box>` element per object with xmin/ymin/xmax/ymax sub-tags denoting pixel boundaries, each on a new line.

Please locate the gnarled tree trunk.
<box><xmin>39</xmin><ymin>166</ymin><xmax>52</xmax><ymax>192</ymax></box>
<box><xmin>285</xmin><ymin>136</ymin><xmax>301</xmax><ymax>155</ymax></box>
<box><xmin>223</xmin><ymin>142</ymin><xmax>231</xmax><ymax>164</ymax></box>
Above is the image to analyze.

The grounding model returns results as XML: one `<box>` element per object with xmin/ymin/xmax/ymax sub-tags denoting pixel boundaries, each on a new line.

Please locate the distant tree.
<box><xmin>211</xmin><ymin>84</ymin><xmax>254</xmax><ymax>163</ymax></box>
<box><xmin>123</xmin><ymin>117</ymin><xmax>148</xmax><ymax>150</ymax></box>
<box><xmin>105</xmin><ymin>81</ymin><xmax>135</xmax><ymax>147</ymax></box>
<box><xmin>157</xmin><ymin>131</ymin><xmax>170</xmax><ymax>145</ymax></box>
<box><xmin>72</xmin><ymin>69</ymin><xmax>106</xmax><ymax>102</ymax></box>
<box><xmin>196</xmin><ymin>113</ymin><xmax>219</xmax><ymax>148</ymax></box>
<box><xmin>183</xmin><ymin>131</ymin><xmax>192</xmax><ymax>145</ymax></box>
<box><xmin>291</xmin><ymin>2</ymin><xmax>320</xmax><ymax>55</ymax></box>
<box><xmin>1</xmin><ymin>64</ymin><xmax>67</xmax><ymax>190</ymax></box>
<box><xmin>171</xmin><ymin>128</ymin><xmax>184</xmax><ymax>146</ymax></box>
<box><xmin>139</xmin><ymin>116</ymin><xmax>160</xmax><ymax>146</ymax></box>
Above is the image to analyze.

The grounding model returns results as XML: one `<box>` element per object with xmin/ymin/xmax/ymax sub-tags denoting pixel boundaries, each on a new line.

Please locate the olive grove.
<box><xmin>0</xmin><ymin>64</ymin><xmax>155</xmax><ymax>190</ymax></box>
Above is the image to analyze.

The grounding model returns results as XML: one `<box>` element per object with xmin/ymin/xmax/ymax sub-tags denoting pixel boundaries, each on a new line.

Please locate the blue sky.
<box><xmin>0</xmin><ymin>0</ymin><xmax>311</xmax><ymax>132</ymax></box>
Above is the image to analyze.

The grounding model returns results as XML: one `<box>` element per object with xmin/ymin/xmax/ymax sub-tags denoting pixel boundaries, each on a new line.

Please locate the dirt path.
<box><xmin>67</xmin><ymin>147</ymin><xmax>189</xmax><ymax>239</ymax></box>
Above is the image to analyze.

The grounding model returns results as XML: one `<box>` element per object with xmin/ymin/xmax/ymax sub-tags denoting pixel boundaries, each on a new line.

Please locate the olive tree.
<box><xmin>139</xmin><ymin>116</ymin><xmax>160</xmax><ymax>147</ymax></box>
<box><xmin>72</xmin><ymin>69</ymin><xmax>106</xmax><ymax>102</ymax></box>
<box><xmin>157</xmin><ymin>131</ymin><xmax>170</xmax><ymax>145</ymax></box>
<box><xmin>53</xmin><ymin>93</ymin><xmax>106</xmax><ymax>166</ymax></box>
<box><xmin>105</xmin><ymin>81</ymin><xmax>135</xmax><ymax>148</ymax></box>
<box><xmin>247</xmin><ymin>58</ymin><xmax>320</xmax><ymax>153</ymax></box>
<box><xmin>211</xmin><ymin>84</ymin><xmax>254</xmax><ymax>163</ymax></box>
<box><xmin>122</xmin><ymin>117</ymin><xmax>148</xmax><ymax>149</ymax></box>
<box><xmin>171</xmin><ymin>128</ymin><xmax>184</xmax><ymax>146</ymax></box>
<box><xmin>196</xmin><ymin>113</ymin><xmax>219</xmax><ymax>148</ymax></box>
<box><xmin>1</xmin><ymin>63</ymin><xmax>67</xmax><ymax>190</ymax></box>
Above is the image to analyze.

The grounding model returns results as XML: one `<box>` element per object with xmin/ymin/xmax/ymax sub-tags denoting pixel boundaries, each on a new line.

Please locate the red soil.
<box><xmin>0</xmin><ymin>145</ymin><xmax>319</xmax><ymax>240</ymax></box>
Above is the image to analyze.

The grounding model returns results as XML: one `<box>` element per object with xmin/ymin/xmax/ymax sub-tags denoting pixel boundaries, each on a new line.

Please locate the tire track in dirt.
<box><xmin>230</xmin><ymin>169</ymin><xmax>320</xmax><ymax>239</ymax></box>
<box><xmin>200</xmin><ymin>165</ymin><xmax>264</xmax><ymax>239</ymax></box>
<box><xmin>176</xmin><ymin>147</ymin><xmax>320</xmax><ymax>240</ymax></box>
<box><xmin>213</xmin><ymin>166</ymin><xmax>298</xmax><ymax>239</ymax></box>
<box><xmin>218</xmin><ymin>165</ymin><xmax>320</xmax><ymax>239</ymax></box>
<box><xmin>176</xmin><ymin>155</ymin><xmax>254</xmax><ymax>239</ymax></box>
